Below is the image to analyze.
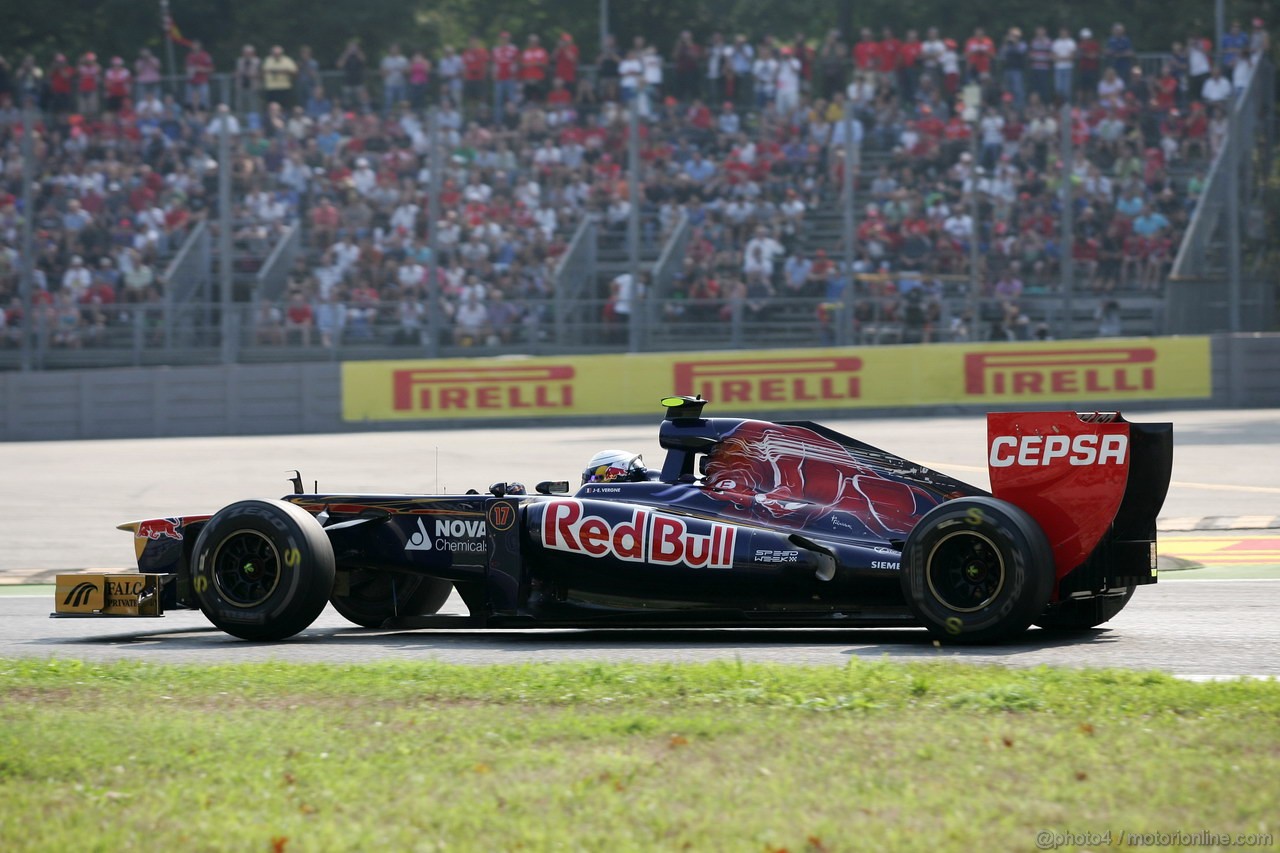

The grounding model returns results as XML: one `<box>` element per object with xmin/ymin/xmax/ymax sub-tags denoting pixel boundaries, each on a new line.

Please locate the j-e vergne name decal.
<box><xmin>542</xmin><ymin>499</ymin><xmax>737</xmax><ymax>569</ymax></box>
<box><xmin>964</xmin><ymin>348</ymin><xmax>1157</xmax><ymax>396</ymax></box>
<box><xmin>392</xmin><ymin>365</ymin><xmax>575</xmax><ymax>412</ymax></box>
<box><xmin>673</xmin><ymin>356</ymin><xmax>861</xmax><ymax>405</ymax></box>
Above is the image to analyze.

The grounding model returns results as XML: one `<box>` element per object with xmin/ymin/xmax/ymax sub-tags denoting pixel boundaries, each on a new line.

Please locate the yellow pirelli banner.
<box><xmin>341</xmin><ymin>337</ymin><xmax>1212</xmax><ymax>422</ymax></box>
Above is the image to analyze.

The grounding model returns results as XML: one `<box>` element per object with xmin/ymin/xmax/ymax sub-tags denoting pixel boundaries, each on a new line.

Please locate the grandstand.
<box><xmin>0</xmin><ymin>21</ymin><xmax>1274</xmax><ymax>370</ymax></box>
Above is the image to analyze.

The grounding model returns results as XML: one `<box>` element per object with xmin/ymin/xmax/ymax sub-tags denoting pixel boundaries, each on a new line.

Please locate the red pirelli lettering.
<box><xmin>965</xmin><ymin>348</ymin><xmax>1157</xmax><ymax>396</ymax></box>
<box><xmin>392</xmin><ymin>365</ymin><xmax>575</xmax><ymax>412</ymax></box>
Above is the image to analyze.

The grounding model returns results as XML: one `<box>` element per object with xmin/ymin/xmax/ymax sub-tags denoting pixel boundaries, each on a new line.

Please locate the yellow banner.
<box><xmin>342</xmin><ymin>337</ymin><xmax>1212</xmax><ymax>421</ymax></box>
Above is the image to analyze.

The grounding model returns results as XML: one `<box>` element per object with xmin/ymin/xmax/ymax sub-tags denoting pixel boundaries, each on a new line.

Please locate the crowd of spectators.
<box><xmin>0</xmin><ymin>14</ymin><xmax>1269</xmax><ymax>352</ymax></box>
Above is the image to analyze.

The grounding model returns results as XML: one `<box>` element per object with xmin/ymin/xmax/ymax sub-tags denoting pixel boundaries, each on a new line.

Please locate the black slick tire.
<box><xmin>190</xmin><ymin>499</ymin><xmax>335</xmax><ymax>640</ymax></box>
<box><xmin>330</xmin><ymin>571</ymin><xmax>453</xmax><ymax>628</ymax></box>
<box><xmin>901</xmin><ymin>496</ymin><xmax>1054</xmax><ymax>644</ymax></box>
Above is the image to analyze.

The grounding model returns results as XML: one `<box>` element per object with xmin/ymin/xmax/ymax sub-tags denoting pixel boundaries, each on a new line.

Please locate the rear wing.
<box><xmin>987</xmin><ymin>412</ymin><xmax>1172</xmax><ymax>594</ymax></box>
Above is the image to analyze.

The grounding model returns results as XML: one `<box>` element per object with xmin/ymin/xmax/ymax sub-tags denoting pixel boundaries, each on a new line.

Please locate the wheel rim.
<box><xmin>210</xmin><ymin>530</ymin><xmax>283</xmax><ymax>608</ymax></box>
<box><xmin>925</xmin><ymin>530</ymin><xmax>1006</xmax><ymax>613</ymax></box>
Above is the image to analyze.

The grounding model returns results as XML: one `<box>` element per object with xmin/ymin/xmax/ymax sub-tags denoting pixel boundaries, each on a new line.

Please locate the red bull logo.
<box><xmin>964</xmin><ymin>348</ymin><xmax>1157</xmax><ymax>397</ymax></box>
<box><xmin>392</xmin><ymin>365</ymin><xmax>575</xmax><ymax>413</ymax></box>
<box><xmin>673</xmin><ymin>357</ymin><xmax>862</xmax><ymax>405</ymax></box>
<box><xmin>542</xmin><ymin>499</ymin><xmax>737</xmax><ymax>569</ymax></box>
<box><xmin>137</xmin><ymin>518</ymin><xmax>183</xmax><ymax>541</ymax></box>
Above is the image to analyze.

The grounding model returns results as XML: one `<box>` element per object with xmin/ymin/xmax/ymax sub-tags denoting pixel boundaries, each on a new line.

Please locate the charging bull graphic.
<box><xmin>694</xmin><ymin>421</ymin><xmax>964</xmax><ymax>540</ymax></box>
<box><xmin>137</xmin><ymin>518</ymin><xmax>183</xmax><ymax>541</ymax></box>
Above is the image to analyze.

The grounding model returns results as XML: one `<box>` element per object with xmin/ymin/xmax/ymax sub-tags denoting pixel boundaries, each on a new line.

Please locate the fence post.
<box><xmin>133</xmin><ymin>306</ymin><xmax>145</xmax><ymax>367</ymax></box>
<box><xmin>1059</xmin><ymin>102</ymin><xmax>1075</xmax><ymax>338</ymax></box>
<box><xmin>968</xmin><ymin>122</ymin><xmax>981</xmax><ymax>327</ymax></box>
<box><xmin>19</xmin><ymin>102</ymin><xmax>36</xmax><ymax>372</ymax></box>
<box><xmin>427</xmin><ymin>107</ymin><xmax>443</xmax><ymax>357</ymax></box>
<box><xmin>217</xmin><ymin>110</ymin><xmax>235</xmax><ymax>363</ymax></box>
<box><xmin>839</xmin><ymin>105</ymin><xmax>856</xmax><ymax>348</ymax></box>
<box><xmin>627</xmin><ymin>104</ymin><xmax>642</xmax><ymax>353</ymax></box>
<box><xmin>1226</xmin><ymin>95</ymin><xmax>1242</xmax><ymax>334</ymax></box>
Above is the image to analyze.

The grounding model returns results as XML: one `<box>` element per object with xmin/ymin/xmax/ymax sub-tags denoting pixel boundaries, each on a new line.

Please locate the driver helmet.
<box><xmin>581</xmin><ymin>449</ymin><xmax>647</xmax><ymax>485</ymax></box>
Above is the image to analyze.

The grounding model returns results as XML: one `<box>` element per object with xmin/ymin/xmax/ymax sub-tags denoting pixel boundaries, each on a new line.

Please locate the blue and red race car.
<box><xmin>55</xmin><ymin>396</ymin><xmax>1171</xmax><ymax>644</ymax></box>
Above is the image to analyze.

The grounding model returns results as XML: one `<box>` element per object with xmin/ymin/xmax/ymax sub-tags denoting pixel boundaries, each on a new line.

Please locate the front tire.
<box><xmin>901</xmin><ymin>496</ymin><xmax>1054</xmax><ymax>644</ymax></box>
<box><xmin>191</xmin><ymin>499</ymin><xmax>335</xmax><ymax>640</ymax></box>
<box><xmin>1035</xmin><ymin>587</ymin><xmax>1135</xmax><ymax>631</ymax></box>
<box><xmin>330</xmin><ymin>570</ymin><xmax>453</xmax><ymax>628</ymax></box>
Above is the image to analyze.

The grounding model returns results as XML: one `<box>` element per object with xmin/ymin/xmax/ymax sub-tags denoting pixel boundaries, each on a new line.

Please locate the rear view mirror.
<box><xmin>535</xmin><ymin>480</ymin><xmax>571</xmax><ymax>495</ymax></box>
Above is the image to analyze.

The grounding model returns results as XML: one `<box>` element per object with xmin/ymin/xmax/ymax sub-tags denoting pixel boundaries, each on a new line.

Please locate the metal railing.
<box><xmin>552</xmin><ymin>215</ymin><xmax>598</xmax><ymax>345</ymax></box>
<box><xmin>1169</xmin><ymin>63</ymin><xmax>1263</xmax><ymax>279</ymax></box>
<box><xmin>256</xmin><ymin>222</ymin><xmax>303</xmax><ymax>302</ymax></box>
<box><xmin>646</xmin><ymin>210</ymin><xmax>692</xmax><ymax>341</ymax></box>
<box><xmin>0</xmin><ymin>292</ymin><xmax>1172</xmax><ymax>372</ymax></box>
<box><xmin>1167</xmin><ymin>56</ymin><xmax>1275</xmax><ymax>334</ymax></box>
<box><xmin>161</xmin><ymin>221</ymin><xmax>211</xmax><ymax>349</ymax></box>
<box><xmin>650</xmin><ymin>210</ymin><xmax>691</xmax><ymax>306</ymax></box>
<box><xmin>141</xmin><ymin>51</ymin><xmax>1176</xmax><ymax>115</ymax></box>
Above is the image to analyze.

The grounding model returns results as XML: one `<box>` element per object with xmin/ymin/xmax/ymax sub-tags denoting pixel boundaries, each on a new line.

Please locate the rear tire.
<box><xmin>190</xmin><ymin>499</ymin><xmax>335</xmax><ymax>641</ymax></box>
<box><xmin>1035</xmin><ymin>587</ymin><xmax>1135</xmax><ymax>631</ymax></box>
<box><xmin>901</xmin><ymin>496</ymin><xmax>1054</xmax><ymax>644</ymax></box>
<box><xmin>330</xmin><ymin>570</ymin><xmax>453</xmax><ymax>628</ymax></box>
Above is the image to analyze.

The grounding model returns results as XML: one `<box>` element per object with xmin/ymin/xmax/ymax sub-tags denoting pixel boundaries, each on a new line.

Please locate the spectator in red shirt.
<box><xmin>1073</xmin><ymin>233</ymin><xmax>1101</xmax><ymax>288</ymax></box>
<box><xmin>134</xmin><ymin>47</ymin><xmax>162</xmax><ymax>102</ymax></box>
<box><xmin>1144</xmin><ymin>233</ymin><xmax>1172</xmax><ymax>290</ymax></box>
<box><xmin>310</xmin><ymin>197</ymin><xmax>340</xmax><ymax>248</ymax></box>
<box><xmin>1180</xmin><ymin>100</ymin><xmax>1208</xmax><ymax>158</ymax></box>
<box><xmin>1120</xmin><ymin>231</ymin><xmax>1145</xmax><ymax>288</ymax></box>
<box><xmin>546</xmin><ymin>77</ymin><xmax>573</xmax><ymax>108</ymax></box>
<box><xmin>104</xmin><ymin>57</ymin><xmax>131</xmax><ymax>114</ymax></box>
<box><xmin>942</xmin><ymin>110</ymin><xmax>971</xmax><ymax>159</ymax></box>
<box><xmin>685</xmin><ymin>99</ymin><xmax>713</xmax><ymax>134</ymax></box>
<box><xmin>898</xmin><ymin>29</ymin><xmax>923</xmax><ymax>102</ymax></box>
<box><xmin>462</xmin><ymin>36</ymin><xmax>490</xmax><ymax>112</ymax></box>
<box><xmin>877</xmin><ymin>27</ymin><xmax>901</xmax><ymax>83</ymax></box>
<box><xmin>491</xmin><ymin>31</ymin><xmax>519</xmax><ymax>116</ymax></box>
<box><xmin>965</xmin><ymin>28</ymin><xmax>995</xmax><ymax>81</ymax></box>
<box><xmin>77</xmin><ymin>52</ymin><xmax>102</xmax><ymax>116</ymax></box>
<box><xmin>1151</xmin><ymin>62</ymin><xmax>1178</xmax><ymax>114</ymax></box>
<box><xmin>1077</xmin><ymin>28</ymin><xmax>1101</xmax><ymax>101</ymax></box>
<box><xmin>916</xmin><ymin>104</ymin><xmax>944</xmax><ymax>140</ymax></box>
<box><xmin>185</xmin><ymin>40</ymin><xmax>214</xmax><ymax>110</ymax></box>
<box><xmin>284</xmin><ymin>290</ymin><xmax>314</xmax><ymax>345</ymax></box>
<box><xmin>520</xmin><ymin>34</ymin><xmax>549</xmax><ymax>102</ymax></box>
<box><xmin>49</xmin><ymin>54</ymin><xmax>76</xmax><ymax>114</ymax></box>
<box><xmin>672</xmin><ymin>30</ymin><xmax>702</xmax><ymax>102</ymax></box>
<box><xmin>553</xmin><ymin>33</ymin><xmax>579</xmax><ymax>87</ymax></box>
<box><xmin>852</xmin><ymin>28</ymin><xmax>880</xmax><ymax>83</ymax></box>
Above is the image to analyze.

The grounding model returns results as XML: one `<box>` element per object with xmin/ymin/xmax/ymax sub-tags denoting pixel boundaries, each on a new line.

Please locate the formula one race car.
<box><xmin>54</xmin><ymin>397</ymin><xmax>1172</xmax><ymax>644</ymax></box>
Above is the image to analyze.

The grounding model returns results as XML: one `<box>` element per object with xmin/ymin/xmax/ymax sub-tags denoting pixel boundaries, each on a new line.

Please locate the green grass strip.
<box><xmin>1</xmin><ymin>659</ymin><xmax>1277</xmax><ymax>852</ymax></box>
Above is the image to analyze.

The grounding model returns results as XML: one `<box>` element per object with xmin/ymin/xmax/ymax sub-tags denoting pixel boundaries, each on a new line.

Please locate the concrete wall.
<box><xmin>1</xmin><ymin>364</ymin><xmax>343</xmax><ymax>441</ymax></box>
<box><xmin>1216</xmin><ymin>334</ymin><xmax>1280</xmax><ymax>408</ymax></box>
<box><xmin>1</xmin><ymin>335</ymin><xmax>1273</xmax><ymax>441</ymax></box>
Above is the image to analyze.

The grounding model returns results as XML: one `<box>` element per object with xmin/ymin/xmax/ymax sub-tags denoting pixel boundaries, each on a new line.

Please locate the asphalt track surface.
<box><xmin>1</xmin><ymin>577</ymin><xmax>1276</xmax><ymax>678</ymax></box>
<box><xmin>3</xmin><ymin>407</ymin><xmax>1278</xmax><ymax>676</ymax></box>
